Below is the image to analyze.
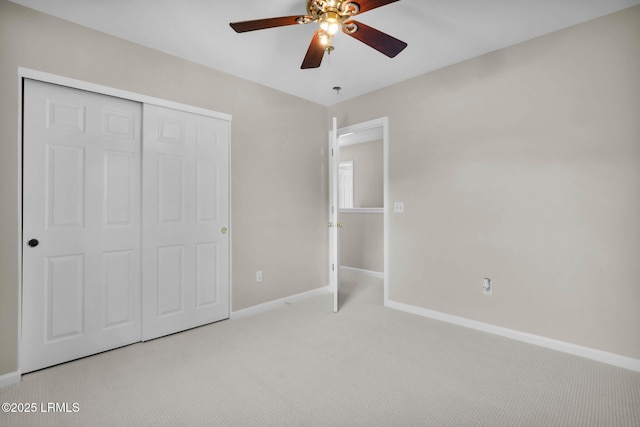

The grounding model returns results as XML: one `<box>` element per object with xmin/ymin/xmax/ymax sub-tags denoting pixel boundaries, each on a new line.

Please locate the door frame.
<box><xmin>16</xmin><ymin>67</ymin><xmax>232</xmax><ymax>378</ymax></box>
<box><xmin>329</xmin><ymin>116</ymin><xmax>390</xmax><ymax>307</ymax></box>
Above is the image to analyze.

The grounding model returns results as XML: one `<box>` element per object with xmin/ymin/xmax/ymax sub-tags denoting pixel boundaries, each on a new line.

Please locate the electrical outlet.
<box><xmin>483</xmin><ymin>278</ymin><xmax>492</xmax><ymax>296</ymax></box>
<box><xmin>256</xmin><ymin>270</ymin><xmax>263</xmax><ymax>283</ymax></box>
<box><xmin>394</xmin><ymin>202</ymin><xmax>405</xmax><ymax>213</ymax></box>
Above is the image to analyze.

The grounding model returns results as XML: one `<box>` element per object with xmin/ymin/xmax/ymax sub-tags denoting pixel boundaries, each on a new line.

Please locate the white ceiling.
<box><xmin>10</xmin><ymin>0</ymin><xmax>640</xmax><ymax>106</ymax></box>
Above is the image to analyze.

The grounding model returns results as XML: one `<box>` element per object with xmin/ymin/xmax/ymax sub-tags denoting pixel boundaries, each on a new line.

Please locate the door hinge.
<box><xmin>332</xmin><ymin>264</ymin><xmax>335</xmax><ymax>271</ymax></box>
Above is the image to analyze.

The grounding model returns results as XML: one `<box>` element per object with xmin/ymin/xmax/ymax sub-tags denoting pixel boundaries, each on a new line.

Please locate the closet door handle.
<box><xmin>28</xmin><ymin>238</ymin><xmax>39</xmax><ymax>247</ymax></box>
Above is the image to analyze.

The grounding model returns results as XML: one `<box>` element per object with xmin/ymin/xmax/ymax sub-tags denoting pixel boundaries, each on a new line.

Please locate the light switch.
<box><xmin>394</xmin><ymin>202</ymin><xmax>405</xmax><ymax>213</ymax></box>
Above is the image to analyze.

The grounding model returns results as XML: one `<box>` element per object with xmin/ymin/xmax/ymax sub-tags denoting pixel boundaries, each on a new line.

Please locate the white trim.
<box><xmin>18</xmin><ymin>68</ymin><xmax>232</xmax><ymax>121</ymax></box>
<box><xmin>336</xmin><ymin>117</ymin><xmax>387</xmax><ymax>139</ymax></box>
<box><xmin>340</xmin><ymin>208</ymin><xmax>383</xmax><ymax>214</ymax></box>
<box><xmin>338</xmin><ymin>125</ymin><xmax>383</xmax><ymax>147</ymax></box>
<box><xmin>227</xmin><ymin>121</ymin><xmax>233</xmax><ymax>322</ymax></box>
<box><xmin>340</xmin><ymin>266</ymin><xmax>384</xmax><ymax>279</ymax></box>
<box><xmin>382</xmin><ymin>118</ymin><xmax>389</xmax><ymax>306</ymax></box>
<box><xmin>331</xmin><ymin>117</ymin><xmax>339</xmax><ymax>313</ymax></box>
<box><xmin>230</xmin><ymin>286</ymin><xmax>331</xmax><ymax>320</ymax></box>
<box><xmin>0</xmin><ymin>370</ymin><xmax>21</xmax><ymax>388</ymax></box>
<box><xmin>386</xmin><ymin>299</ymin><xmax>640</xmax><ymax>373</ymax></box>
<box><xmin>16</xmin><ymin>71</ymin><xmax>24</xmax><ymax>386</ymax></box>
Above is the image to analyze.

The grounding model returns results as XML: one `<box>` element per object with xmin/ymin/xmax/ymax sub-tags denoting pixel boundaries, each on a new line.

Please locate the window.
<box><xmin>339</xmin><ymin>161</ymin><xmax>353</xmax><ymax>209</ymax></box>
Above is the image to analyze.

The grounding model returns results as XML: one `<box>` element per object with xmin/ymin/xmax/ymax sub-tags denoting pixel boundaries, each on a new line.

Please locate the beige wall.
<box><xmin>340</xmin><ymin>213</ymin><xmax>384</xmax><ymax>272</ymax></box>
<box><xmin>0</xmin><ymin>0</ymin><xmax>328</xmax><ymax>376</ymax></box>
<box><xmin>340</xmin><ymin>140</ymin><xmax>383</xmax><ymax>207</ymax></box>
<box><xmin>329</xmin><ymin>6</ymin><xmax>640</xmax><ymax>359</ymax></box>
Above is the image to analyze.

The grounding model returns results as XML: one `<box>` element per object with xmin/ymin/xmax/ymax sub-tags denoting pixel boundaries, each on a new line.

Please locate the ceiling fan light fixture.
<box><xmin>319</xmin><ymin>11</ymin><xmax>341</xmax><ymax>35</ymax></box>
<box><xmin>318</xmin><ymin>31</ymin><xmax>330</xmax><ymax>45</ymax></box>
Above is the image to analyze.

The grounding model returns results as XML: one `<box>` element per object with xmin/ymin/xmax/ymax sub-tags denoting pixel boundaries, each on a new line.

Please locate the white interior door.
<box><xmin>142</xmin><ymin>104</ymin><xmax>230</xmax><ymax>340</ymax></box>
<box><xmin>329</xmin><ymin>117</ymin><xmax>340</xmax><ymax>312</ymax></box>
<box><xmin>22</xmin><ymin>79</ymin><xmax>142</xmax><ymax>373</ymax></box>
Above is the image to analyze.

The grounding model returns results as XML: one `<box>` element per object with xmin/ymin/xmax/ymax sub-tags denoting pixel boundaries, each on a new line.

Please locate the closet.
<box><xmin>21</xmin><ymin>79</ymin><xmax>230</xmax><ymax>373</ymax></box>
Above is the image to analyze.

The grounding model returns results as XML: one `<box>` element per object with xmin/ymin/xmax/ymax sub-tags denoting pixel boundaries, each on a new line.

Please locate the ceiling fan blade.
<box><xmin>230</xmin><ymin>16</ymin><xmax>306</xmax><ymax>33</ymax></box>
<box><xmin>301</xmin><ymin>31</ymin><xmax>326</xmax><ymax>69</ymax></box>
<box><xmin>343</xmin><ymin>20</ymin><xmax>407</xmax><ymax>58</ymax></box>
<box><xmin>354</xmin><ymin>0</ymin><xmax>401</xmax><ymax>14</ymax></box>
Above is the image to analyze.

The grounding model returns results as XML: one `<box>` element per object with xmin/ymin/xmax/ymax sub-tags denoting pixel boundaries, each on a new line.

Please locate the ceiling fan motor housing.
<box><xmin>306</xmin><ymin>0</ymin><xmax>360</xmax><ymax>23</ymax></box>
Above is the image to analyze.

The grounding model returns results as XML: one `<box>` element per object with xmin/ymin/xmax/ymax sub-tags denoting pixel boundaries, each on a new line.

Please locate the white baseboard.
<box><xmin>231</xmin><ymin>285</ymin><xmax>331</xmax><ymax>320</ymax></box>
<box><xmin>386</xmin><ymin>299</ymin><xmax>640</xmax><ymax>373</ymax></box>
<box><xmin>340</xmin><ymin>266</ymin><xmax>384</xmax><ymax>279</ymax></box>
<box><xmin>0</xmin><ymin>370</ymin><xmax>20</xmax><ymax>388</ymax></box>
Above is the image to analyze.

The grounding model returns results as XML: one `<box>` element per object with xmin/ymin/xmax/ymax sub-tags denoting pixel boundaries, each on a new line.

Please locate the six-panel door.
<box><xmin>142</xmin><ymin>104</ymin><xmax>230</xmax><ymax>341</ymax></box>
<box><xmin>22</xmin><ymin>79</ymin><xmax>143</xmax><ymax>373</ymax></box>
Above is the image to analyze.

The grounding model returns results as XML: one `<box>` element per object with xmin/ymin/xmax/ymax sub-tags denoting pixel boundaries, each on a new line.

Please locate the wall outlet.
<box><xmin>256</xmin><ymin>270</ymin><xmax>263</xmax><ymax>283</ymax></box>
<box><xmin>394</xmin><ymin>202</ymin><xmax>405</xmax><ymax>213</ymax></box>
<box><xmin>483</xmin><ymin>278</ymin><xmax>492</xmax><ymax>296</ymax></box>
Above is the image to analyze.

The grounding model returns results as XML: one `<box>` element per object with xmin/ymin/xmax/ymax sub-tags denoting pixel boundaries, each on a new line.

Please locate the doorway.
<box><xmin>329</xmin><ymin>117</ymin><xmax>389</xmax><ymax>311</ymax></box>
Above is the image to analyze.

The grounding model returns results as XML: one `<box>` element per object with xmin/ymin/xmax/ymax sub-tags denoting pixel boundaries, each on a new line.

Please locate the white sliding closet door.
<box><xmin>22</xmin><ymin>79</ymin><xmax>142</xmax><ymax>373</ymax></box>
<box><xmin>142</xmin><ymin>104</ymin><xmax>230</xmax><ymax>340</ymax></box>
<box><xmin>22</xmin><ymin>79</ymin><xmax>231</xmax><ymax>373</ymax></box>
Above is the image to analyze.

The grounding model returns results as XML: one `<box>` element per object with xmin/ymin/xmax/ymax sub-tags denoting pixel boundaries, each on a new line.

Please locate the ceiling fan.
<box><xmin>230</xmin><ymin>0</ymin><xmax>407</xmax><ymax>69</ymax></box>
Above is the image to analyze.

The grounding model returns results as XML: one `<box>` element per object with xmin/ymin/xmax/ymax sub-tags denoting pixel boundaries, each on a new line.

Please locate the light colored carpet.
<box><xmin>1</xmin><ymin>270</ymin><xmax>639</xmax><ymax>426</ymax></box>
